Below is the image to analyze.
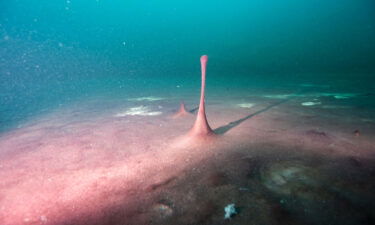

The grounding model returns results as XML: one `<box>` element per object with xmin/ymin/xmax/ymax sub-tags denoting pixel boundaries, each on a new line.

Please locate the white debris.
<box><xmin>224</xmin><ymin>203</ymin><xmax>237</xmax><ymax>219</ymax></box>
<box><xmin>152</xmin><ymin>203</ymin><xmax>174</xmax><ymax>218</ymax></box>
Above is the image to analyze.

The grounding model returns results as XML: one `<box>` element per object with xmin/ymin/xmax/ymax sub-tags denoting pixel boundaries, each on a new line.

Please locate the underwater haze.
<box><xmin>1</xmin><ymin>1</ymin><xmax>375</xmax><ymax>225</ymax></box>
<box><xmin>1</xmin><ymin>0</ymin><xmax>375</xmax><ymax>131</ymax></box>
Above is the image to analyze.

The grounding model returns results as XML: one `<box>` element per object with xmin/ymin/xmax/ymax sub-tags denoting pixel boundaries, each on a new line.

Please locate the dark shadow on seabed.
<box><xmin>214</xmin><ymin>97</ymin><xmax>296</xmax><ymax>135</ymax></box>
<box><xmin>189</xmin><ymin>107</ymin><xmax>198</xmax><ymax>113</ymax></box>
<box><xmin>59</xmin><ymin>143</ymin><xmax>375</xmax><ymax>225</ymax></box>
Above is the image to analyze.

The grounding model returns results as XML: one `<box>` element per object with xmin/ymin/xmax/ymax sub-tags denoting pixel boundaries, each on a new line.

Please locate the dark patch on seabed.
<box><xmin>59</xmin><ymin>146</ymin><xmax>375</xmax><ymax>225</ymax></box>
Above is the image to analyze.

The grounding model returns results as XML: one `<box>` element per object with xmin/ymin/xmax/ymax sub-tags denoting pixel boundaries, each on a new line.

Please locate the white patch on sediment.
<box><xmin>361</xmin><ymin>118</ymin><xmax>375</xmax><ymax>123</ymax></box>
<box><xmin>301</xmin><ymin>101</ymin><xmax>321</xmax><ymax>106</ymax></box>
<box><xmin>237</xmin><ymin>103</ymin><xmax>254</xmax><ymax>108</ymax></box>
<box><xmin>262</xmin><ymin>92</ymin><xmax>358</xmax><ymax>100</ymax></box>
<box><xmin>333</xmin><ymin>94</ymin><xmax>356</xmax><ymax>99</ymax></box>
<box><xmin>128</xmin><ymin>96</ymin><xmax>164</xmax><ymax>101</ymax></box>
<box><xmin>299</xmin><ymin>83</ymin><xmax>330</xmax><ymax>88</ymax></box>
<box><xmin>320</xmin><ymin>93</ymin><xmax>358</xmax><ymax>99</ymax></box>
<box><xmin>263</xmin><ymin>94</ymin><xmax>295</xmax><ymax>99</ymax></box>
<box><xmin>321</xmin><ymin>105</ymin><xmax>350</xmax><ymax>109</ymax></box>
<box><xmin>114</xmin><ymin>106</ymin><xmax>162</xmax><ymax>117</ymax></box>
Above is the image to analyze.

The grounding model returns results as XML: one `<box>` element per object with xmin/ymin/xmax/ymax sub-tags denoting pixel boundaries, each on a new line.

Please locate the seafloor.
<box><xmin>0</xmin><ymin>86</ymin><xmax>374</xmax><ymax>225</ymax></box>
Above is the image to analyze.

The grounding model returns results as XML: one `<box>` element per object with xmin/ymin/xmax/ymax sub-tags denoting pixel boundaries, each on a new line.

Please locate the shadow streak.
<box><xmin>189</xmin><ymin>107</ymin><xmax>199</xmax><ymax>113</ymax></box>
<box><xmin>214</xmin><ymin>97</ymin><xmax>295</xmax><ymax>135</ymax></box>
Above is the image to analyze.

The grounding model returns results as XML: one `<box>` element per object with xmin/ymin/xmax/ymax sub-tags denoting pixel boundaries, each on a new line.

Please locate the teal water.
<box><xmin>1</xmin><ymin>0</ymin><xmax>375</xmax><ymax>130</ymax></box>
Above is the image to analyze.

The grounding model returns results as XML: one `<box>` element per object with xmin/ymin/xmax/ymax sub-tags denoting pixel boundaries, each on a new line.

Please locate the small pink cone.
<box><xmin>172</xmin><ymin>102</ymin><xmax>191</xmax><ymax>118</ymax></box>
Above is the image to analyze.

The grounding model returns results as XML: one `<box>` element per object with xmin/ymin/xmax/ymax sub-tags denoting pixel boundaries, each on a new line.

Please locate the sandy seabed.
<box><xmin>0</xmin><ymin>93</ymin><xmax>374</xmax><ymax>225</ymax></box>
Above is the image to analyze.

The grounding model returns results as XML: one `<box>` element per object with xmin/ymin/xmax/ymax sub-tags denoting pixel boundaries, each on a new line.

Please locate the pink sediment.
<box><xmin>172</xmin><ymin>102</ymin><xmax>191</xmax><ymax>118</ymax></box>
<box><xmin>188</xmin><ymin>55</ymin><xmax>215</xmax><ymax>138</ymax></box>
<box><xmin>0</xmin><ymin>90</ymin><xmax>373</xmax><ymax>225</ymax></box>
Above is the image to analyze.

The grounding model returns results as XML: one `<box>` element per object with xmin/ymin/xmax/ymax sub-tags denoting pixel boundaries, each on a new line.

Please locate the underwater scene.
<box><xmin>1</xmin><ymin>1</ymin><xmax>375</xmax><ymax>225</ymax></box>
